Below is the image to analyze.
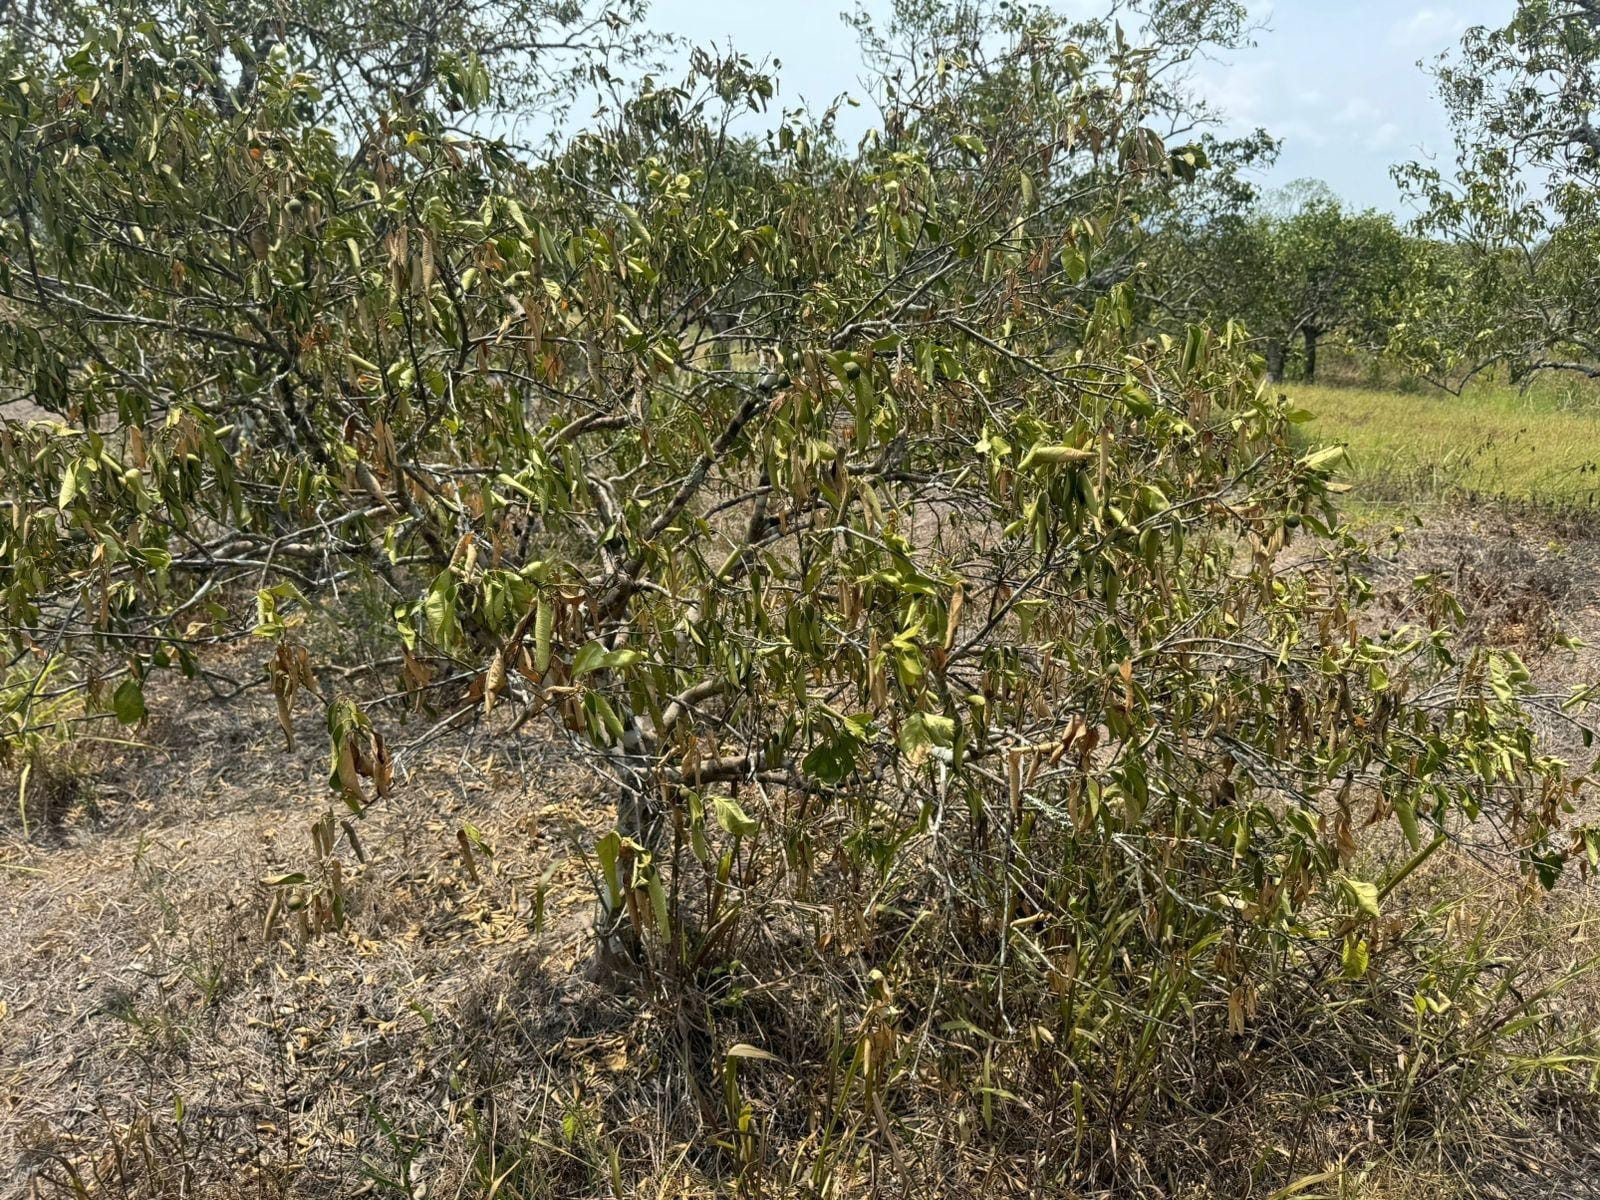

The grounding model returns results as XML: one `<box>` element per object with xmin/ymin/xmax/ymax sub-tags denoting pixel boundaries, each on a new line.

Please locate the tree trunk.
<box><xmin>1265</xmin><ymin>340</ymin><xmax>1286</xmax><ymax>382</ymax></box>
<box><xmin>1303</xmin><ymin>327</ymin><xmax>1320</xmax><ymax>382</ymax></box>
<box><xmin>590</xmin><ymin>719</ymin><xmax>660</xmax><ymax>974</ymax></box>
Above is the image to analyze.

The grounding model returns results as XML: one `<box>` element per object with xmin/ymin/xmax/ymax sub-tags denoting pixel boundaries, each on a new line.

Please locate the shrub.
<box><xmin>1</xmin><ymin>2</ymin><xmax>1595</xmax><ymax>1192</ymax></box>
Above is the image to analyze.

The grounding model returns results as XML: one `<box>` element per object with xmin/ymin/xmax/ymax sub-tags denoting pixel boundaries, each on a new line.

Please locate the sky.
<box><xmin>644</xmin><ymin>0</ymin><xmax>1518</xmax><ymax>214</ymax></box>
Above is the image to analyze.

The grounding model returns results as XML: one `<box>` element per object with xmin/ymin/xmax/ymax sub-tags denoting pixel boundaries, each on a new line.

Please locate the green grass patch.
<box><xmin>1290</xmin><ymin>381</ymin><xmax>1600</xmax><ymax>511</ymax></box>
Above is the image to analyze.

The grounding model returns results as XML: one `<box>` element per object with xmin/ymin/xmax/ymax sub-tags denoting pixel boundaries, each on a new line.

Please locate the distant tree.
<box><xmin>1172</xmin><ymin>182</ymin><xmax>1415</xmax><ymax>381</ymax></box>
<box><xmin>1131</xmin><ymin>124</ymin><xmax>1279</xmax><ymax>310</ymax></box>
<box><xmin>1398</xmin><ymin>0</ymin><xmax>1600</xmax><ymax>384</ymax></box>
<box><xmin>0</xmin><ymin>0</ymin><xmax>655</xmax><ymax>124</ymax></box>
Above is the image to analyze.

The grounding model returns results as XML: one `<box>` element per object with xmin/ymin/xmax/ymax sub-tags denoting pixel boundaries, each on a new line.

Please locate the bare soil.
<box><xmin>0</xmin><ymin>665</ymin><xmax>630</xmax><ymax>1197</ymax></box>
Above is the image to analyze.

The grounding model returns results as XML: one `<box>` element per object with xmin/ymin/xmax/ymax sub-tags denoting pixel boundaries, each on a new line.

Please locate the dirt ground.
<box><xmin>2</xmin><ymin>504</ymin><xmax>1599</xmax><ymax>1198</ymax></box>
<box><xmin>0</xmin><ymin>661</ymin><xmax>635</xmax><ymax>1196</ymax></box>
<box><xmin>1359</xmin><ymin>506</ymin><xmax>1600</xmax><ymax>796</ymax></box>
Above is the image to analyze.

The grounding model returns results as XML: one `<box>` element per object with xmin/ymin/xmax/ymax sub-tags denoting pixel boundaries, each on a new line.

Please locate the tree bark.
<box><xmin>1265</xmin><ymin>340</ymin><xmax>1286</xmax><ymax>382</ymax></box>
<box><xmin>1303</xmin><ymin>327</ymin><xmax>1320</xmax><ymax>382</ymax></box>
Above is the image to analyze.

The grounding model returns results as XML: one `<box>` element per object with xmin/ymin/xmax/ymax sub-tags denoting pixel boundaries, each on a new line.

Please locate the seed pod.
<box><xmin>944</xmin><ymin>584</ymin><xmax>965</xmax><ymax>651</ymax></box>
<box><xmin>484</xmin><ymin>650</ymin><xmax>507</xmax><ymax>715</ymax></box>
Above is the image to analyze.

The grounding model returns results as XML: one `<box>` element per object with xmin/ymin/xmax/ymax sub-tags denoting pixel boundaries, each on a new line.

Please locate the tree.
<box><xmin>1172</xmin><ymin>182</ymin><xmax>1416</xmax><ymax>380</ymax></box>
<box><xmin>0</xmin><ymin>0</ymin><xmax>654</xmax><ymax>124</ymax></box>
<box><xmin>1398</xmin><ymin>0</ymin><xmax>1600</xmax><ymax>383</ymax></box>
<box><xmin>1</xmin><ymin>1</ymin><xmax>1593</xmax><ymax>1190</ymax></box>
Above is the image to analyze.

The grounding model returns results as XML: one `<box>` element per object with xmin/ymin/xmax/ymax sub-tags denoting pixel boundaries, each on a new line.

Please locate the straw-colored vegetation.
<box><xmin>1292</xmin><ymin>381</ymin><xmax>1600</xmax><ymax>510</ymax></box>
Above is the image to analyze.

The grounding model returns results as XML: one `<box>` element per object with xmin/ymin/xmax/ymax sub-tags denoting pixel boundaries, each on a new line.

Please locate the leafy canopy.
<box><xmin>1399</xmin><ymin>0</ymin><xmax>1600</xmax><ymax>382</ymax></box>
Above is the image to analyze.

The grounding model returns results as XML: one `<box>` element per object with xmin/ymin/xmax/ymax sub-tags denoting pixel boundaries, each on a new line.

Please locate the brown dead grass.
<box><xmin>0</xmin><ymin>661</ymin><xmax>627</xmax><ymax>1197</ymax></box>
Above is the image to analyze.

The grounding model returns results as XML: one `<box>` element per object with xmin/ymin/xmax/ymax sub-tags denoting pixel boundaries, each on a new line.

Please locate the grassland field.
<box><xmin>1289</xmin><ymin>377</ymin><xmax>1600</xmax><ymax>512</ymax></box>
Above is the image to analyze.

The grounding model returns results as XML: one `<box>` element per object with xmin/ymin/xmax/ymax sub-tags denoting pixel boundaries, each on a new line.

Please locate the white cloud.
<box><xmin>1188</xmin><ymin>61</ymin><xmax>1272</xmax><ymax>130</ymax></box>
<box><xmin>1334</xmin><ymin>97</ymin><xmax>1382</xmax><ymax>126</ymax></box>
<box><xmin>1276</xmin><ymin>119</ymin><xmax>1330</xmax><ymax>150</ymax></box>
<box><xmin>1388</xmin><ymin>7</ymin><xmax>1469</xmax><ymax>49</ymax></box>
<box><xmin>1366</xmin><ymin>121</ymin><xmax>1403</xmax><ymax>151</ymax></box>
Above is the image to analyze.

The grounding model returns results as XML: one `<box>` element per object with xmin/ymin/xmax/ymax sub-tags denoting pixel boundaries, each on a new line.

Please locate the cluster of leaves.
<box><xmin>1397</xmin><ymin>0</ymin><xmax>1600</xmax><ymax>384</ymax></box>
<box><xmin>1</xmin><ymin>0</ymin><xmax>1596</xmax><ymax>1190</ymax></box>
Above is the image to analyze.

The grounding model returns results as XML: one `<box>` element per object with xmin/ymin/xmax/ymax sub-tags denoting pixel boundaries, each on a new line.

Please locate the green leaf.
<box><xmin>712</xmin><ymin>797</ymin><xmax>759</xmax><ymax>838</ymax></box>
<box><xmin>534</xmin><ymin>597</ymin><xmax>554</xmax><ymax>673</ymax></box>
<box><xmin>57</xmin><ymin>463</ymin><xmax>78</xmax><ymax>509</ymax></box>
<box><xmin>646</xmin><ymin>869</ymin><xmax>670</xmax><ymax>939</ymax></box>
<box><xmin>1342</xmin><ymin>935</ymin><xmax>1370</xmax><ymax>979</ymax></box>
<box><xmin>899</xmin><ymin>711</ymin><xmax>956</xmax><ymax>765</ymax></box>
<box><xmin>572</xmin><ymin>640</ymin><xmax>608</xmax><ymax>676</ymax></box>
<box><xmin>1532</xmin><ymin>850</ymin><xmax>1564</xmax><ymax>890</ymax></box>
<box><xmin>1395</xmin><ymin>798</ymin><xmax>1421</xmax><ymax>852</ymax></box>
<box><xmin>595</xmin><ymin>831</ymin><xmax>622</xmax><ymax>909</ymax></box>
<box><xmin>253</xmin><ymin>587</ymin><xmax>287</xmax><ymax>639</ymax></box>
<box><xmin>1340</xmin><ymin>877</ymin><xmax>1380</xmax><ymax>919</ymax></box>
<box><xmin>1299</xmin><ymin>445</ymin><xmax>1348</xmax><ymax>474</ymax></box>
<box><xmin>503</xmin><ymin>196</ymin><xmax>533</xmax><ymax>237</ymax></box>
<box><xmin>572</xmin><ymin>641</ymin><xmax>641</xmax><ymax>676</ymax></box>
<box><xmin>1020</xmin><ymin>444</ymin><xmax>1095</xmax><ymax>470</ymax></box>
<box><xmin>112</xmin><ymin>678</ymin><xmax>147</xmax><ymax>725</ymax></box>
<box><xmin>802</xmin><ymin>736</ymin><xmax>857</xmax><ymax>785</ymax></box>
<box><xmin>423</xmin><ymin>573</ymin><xmax>461</xmax><ymax>646</ymax></box>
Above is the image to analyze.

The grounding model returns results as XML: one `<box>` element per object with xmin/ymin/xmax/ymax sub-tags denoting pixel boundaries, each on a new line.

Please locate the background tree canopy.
<box><xmin>1152</xmin><ymin>179</ymin><xmax>1416</xmax><ymax>381</ymax></box>
<box><xmin>1396</xmin><ymin>0</ymin><xmax>1600</xmax><ymax>384</ymax></box>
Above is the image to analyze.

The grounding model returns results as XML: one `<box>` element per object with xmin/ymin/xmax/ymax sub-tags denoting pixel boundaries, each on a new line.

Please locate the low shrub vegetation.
<box><xmin>2</xmin><ymin>1</ymin><xmax>1599</xmax><ymax>1196</ymax></box>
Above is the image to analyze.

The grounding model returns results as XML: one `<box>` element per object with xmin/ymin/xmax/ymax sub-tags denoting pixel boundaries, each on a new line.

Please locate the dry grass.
<box><xmin>1288</xmin><ymin>381</ymin><xmax>1600</xmax><ymax>512</ymax></box>
<box><xmin>0</xmin><ymin>662</ymin><xmax>622</xmax><ymax>1198</ymax></box>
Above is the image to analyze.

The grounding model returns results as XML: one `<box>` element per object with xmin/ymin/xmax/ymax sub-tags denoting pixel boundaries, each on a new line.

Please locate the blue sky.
<box><xmin>644</xmin><ymin>0</ymin><xmax>1516</xmax><ymax>213</ymax></box>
